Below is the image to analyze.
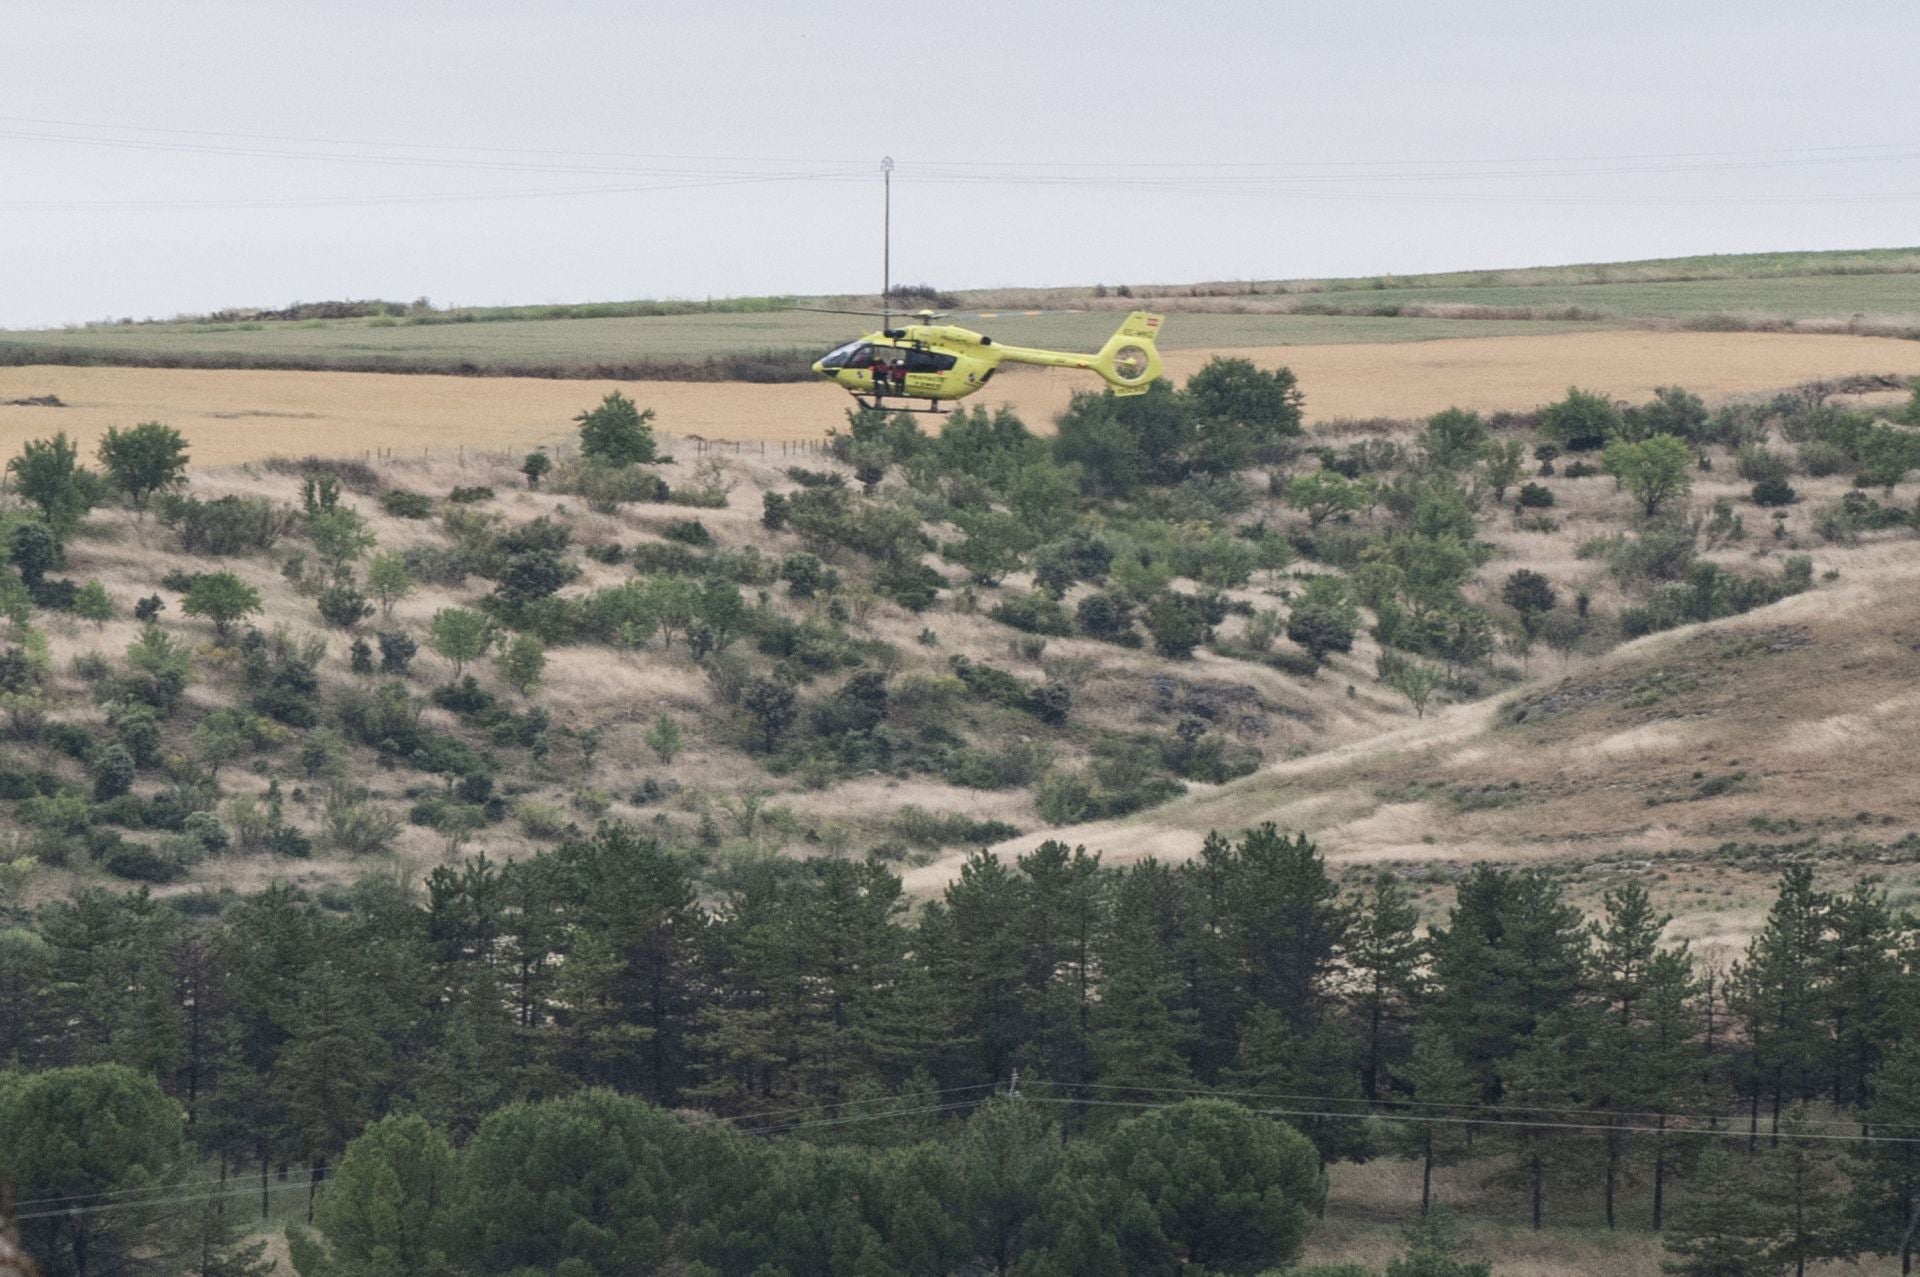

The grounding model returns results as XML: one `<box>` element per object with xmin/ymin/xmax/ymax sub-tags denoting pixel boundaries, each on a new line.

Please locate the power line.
<box><xmin>0</xmin><ymin>170</ymin><xmax>844</xmax><ymax>214</ymax></box>
<box><xmin>1069</xmin><ymin>1081</ymin><xmax>1910</xmax><ymax>1135</ymax></box>
<box><xmin>15</xmin><ymin>1175</ymin><xmax>317</xmax><ymax>1224</ymax></box>
<box><xmin>2</xmin><ymin>112</ymin><xmax>1913</xmax><ymax>170</ymax></box>
<box><xmin>1013</xmin><ymin>1094</ymin><xmax>1920</xmax><ymax>1145</ymax></box>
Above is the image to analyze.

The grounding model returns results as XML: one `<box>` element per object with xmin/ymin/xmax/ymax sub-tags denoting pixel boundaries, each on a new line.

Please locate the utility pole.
<box><xmin>881</xmin><ymin>156</ymin><xmax>894</xmax><ymax>328</ymax></box>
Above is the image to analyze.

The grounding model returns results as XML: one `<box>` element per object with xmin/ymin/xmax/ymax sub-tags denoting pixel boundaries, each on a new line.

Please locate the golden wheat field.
<box><xmin>4</xmin><ymin>330</ymin><xmax>1918</xmax><ymax>464</ymax></box>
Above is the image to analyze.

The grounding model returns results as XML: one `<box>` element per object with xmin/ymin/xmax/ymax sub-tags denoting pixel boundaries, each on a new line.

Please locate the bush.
<box><xmin>1286</xmin><ymin>606</ymin><xmax>1355</xmax><ymax>663</ymax></box>
<box><xmin>1516</xmin><ymin>482</ymin><xmax>1556</xmax><ymax>509</ymax></box>
<box><xmin>447</xmin><ymin>485</ymin><xmax>494</xmax><ymax>504</ymax></box>
<box><xmin>1751</xmin><ymin>476</ymin><xmax>1798</xmax><ymax>507</ymax></box>
<box><xmin>943</xmin><ymin>739</ymin><xmax>1052</xmax><ymax>789</ymax></box>
<box><xmin>379</xmin><ymin>489</ymin><xmax>435</xmax><ymax>519</ymax></box>
<box><xmin>889</xmin><ymin>805</ymin><xmax>1020</xmax><ymax>848</ymax></box>
<box><xmin>875</xmin><ymin>558</ymin><xmax>944</xmax><ymax>612</ymax></box>
<box><xmin>1144</xmin><ymin>592</ymin><xmax>1211</xmax><ymax>658</ymax></box>
<box><xmin>578</xmin><ymin>462</ymin><xmax>669</xmax><ymax>513</ymax></box>
<box><xmin>1076</xmin><ymin>592</ymin><xmax>1136</xmax><ymax>643</ymax></box>
<box><xmin>402</xmin><ymin>545</ymin><xmax>475</xmax><ymax>588</ymax></box>
<box><xmin>90</xmin><ymin>746</ymin><xmax>135</xmax><ymax>801</ymax></box>
<box><xmin>1798</xmin><ymin>440</ymin><xmax>1852</xmax><ymax>477</ymax></box>
<box><xmin>321</xmin><ymin>793</ymin><xmax>404</xmax><ymax>856</ymax></box>
<box><xmin>1538</xmin><ymin>386</ymin><xmax>1620</xmax><ymax>451</ymax></box>
<box><xmin>377</xmin><ymin>630</ymin><xmax>417</xmax><ymax>674</ymax></box>
<box><xmin>990</xmin><ymin>590</ymin><xmax>1074</xmax><ymax>636</ymax></box>
<box><xmin>156</xmin><ymin>493</ymin><xmax>295</xmax><ymax>555</ymax></box>
<box><xmin>103</xmin><ymin>843</ymin><xmax>185</xmax><ymax>883</ymax></box>
<box><xmin>316</xmin><ymin>582</ymin><xmax>374</xmax><ymax>629</ymax></box>
<box><xmin>663</xmin><ymin>519</ymin><xmax>712</xmax><ymax>547</ymax></box>
<box><xmin>1736</xmin><ymin>444</ymin><xmax>1792</xmax><ymax>486</ymax></box>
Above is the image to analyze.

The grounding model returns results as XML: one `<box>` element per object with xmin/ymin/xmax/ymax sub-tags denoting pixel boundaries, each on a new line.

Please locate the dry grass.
<box><xmin>5</xmin><ymin>331</ymin><xmax>1919</xmax><ymax>466</ymax></box>
<box><xmin>11</xmin><ymin>338</ymin><xmax>1919</xmax><ymax>950</ymax></box>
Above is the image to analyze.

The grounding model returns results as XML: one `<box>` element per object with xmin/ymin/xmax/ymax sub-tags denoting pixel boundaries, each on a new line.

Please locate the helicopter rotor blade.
<box><xmin>787</xmin><ymin>306</ymin><xmax>897</xmax><ymax>318</ymax></box>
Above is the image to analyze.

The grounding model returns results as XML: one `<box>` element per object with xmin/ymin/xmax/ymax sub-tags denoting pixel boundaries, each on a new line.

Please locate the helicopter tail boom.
<box><xmin>1091</xmin><ymin>311</ymin><xmax>1165</xmax><ymax>395</ymax></box>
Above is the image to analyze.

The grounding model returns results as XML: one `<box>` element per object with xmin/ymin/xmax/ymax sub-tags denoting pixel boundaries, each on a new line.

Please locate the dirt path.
<box><xmin>3</xmin><ymin>331</ymin><xmax>1916</xmax><ymax>465</ymax></box>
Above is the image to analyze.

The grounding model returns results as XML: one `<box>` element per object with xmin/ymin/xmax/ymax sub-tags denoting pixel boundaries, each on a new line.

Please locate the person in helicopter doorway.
<box><xmin>890</xmin><ymin>356</ymin><xmax>908</xmax><ymax>393</ymax></box>
<box><xmin>868</xmin><ymin>351</ymin><xmax>891</xmax><ymax>397</ymax></box>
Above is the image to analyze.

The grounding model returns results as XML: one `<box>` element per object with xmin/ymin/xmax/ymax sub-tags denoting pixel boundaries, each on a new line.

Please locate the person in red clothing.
<box><xmin>891</xmin><ymin>356</ymin><xmax>908</xmax><ymax>393</ymax></box>
<box><xmin>868</xmin><ymin>352</ymin><xmax>890</xmax><ymax>398</ymax></box>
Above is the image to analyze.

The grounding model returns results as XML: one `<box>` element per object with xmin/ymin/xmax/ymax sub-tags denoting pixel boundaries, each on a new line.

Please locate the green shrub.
<box><xmin>1075</xmin><ymin>592</ymin><xmax>1137</xmax><ymax>643</ymax></box>
<box><xmin>1736</xmin><ymin>444</ymin><xmax>1792</xmax><ymax>485</ymax></box>
<box><xmin>103</xmin><ymin>842</ymin><xmax>185</xmax><ymax>883</ymax></box>
<box><xmin>1751</xmin><ymin>476</ymin><xmax>1798</xmax><ymax>507</ymax></box>
<box><xmin>1516</xmin><ymin>482</ymin><xmax>1555</xmax><ymax>509</ymax></box>
<box><xmin>945</xmin><ymin>740</ymin><xmax>1051</xmax><ymax>790</ymax></box>
<box><xmin>990</xmin><ymin>590</ymin><xmax>1074</xmax><ymax>636</ymax></box>
<box><xmin>1797</xmin><ymin>440</ymin><xmax>1852</xmax><ymax>477</ymax></box>
<box><xmin>1538</xmin><ymin>386</ymin><xmax>1620</xmax><ymax>451</ymax></box>
<box><xmin>875</xmin><ymin>558</ymin><xmax>944</xmax><ymax>611</ymax></box>
<box><xmin>889</xmin><ymin>805</ymin><xmax>1019</xmax><ymax>848</ymax></box>
<box><xmin>663</xmin><ymin>519</ymin><xmax>712</xmax><ymax>547</ymax></box>
<box><xmin>156</xmin><ymin>493</ymin><xmax>296</xmax><ymax>555</ymax></box>
<box><xmin>447</xmin><ymin>485</ymin><xmax>494</xmax><ymax>504</ymax></box>
<box><xmin>379</xmin><ymin>489</ymin><xmax>435</xmax><ymax>519</ymax></box>
<box><xmin>316</xmin><ymin>582</ymin><xmax>374</xmax><ymax>629</ymax></box>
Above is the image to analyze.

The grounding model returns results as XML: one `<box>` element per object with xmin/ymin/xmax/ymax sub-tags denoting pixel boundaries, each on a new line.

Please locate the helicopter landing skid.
<box><xmin>856</xmin><ymin>396</ymin><xmax>948</xmax><ymax>416</ymax></box>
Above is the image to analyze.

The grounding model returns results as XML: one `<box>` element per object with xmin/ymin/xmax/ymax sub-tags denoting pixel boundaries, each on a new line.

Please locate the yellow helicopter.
<box><xmin>811</xmin><ymin>309</ymin><xmax>1167</xmax><ymax>413</ymax></box>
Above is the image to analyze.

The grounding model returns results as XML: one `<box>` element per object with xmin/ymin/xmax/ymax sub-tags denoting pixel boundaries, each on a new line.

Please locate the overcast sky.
<box><xmin>4</xmin><ymin>1</ymin><xmax>1918</xmax><ymax>328</ymax></box>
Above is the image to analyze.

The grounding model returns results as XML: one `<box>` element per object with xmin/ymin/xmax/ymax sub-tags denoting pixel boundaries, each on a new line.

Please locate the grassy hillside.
<box><xmin>2</xmin><ymin>247</ymin><xmax>1914</xmax><ymax>379</ymax></box>
<box><xmin>4</xmin><ymin>361</ymin><xmax>1915</xmax><ymax>930</ymax></box>
<box><xmin>4</xmin><ymin>356</ymin><xmax>1919</xmax><ymax>1277</ymax></box>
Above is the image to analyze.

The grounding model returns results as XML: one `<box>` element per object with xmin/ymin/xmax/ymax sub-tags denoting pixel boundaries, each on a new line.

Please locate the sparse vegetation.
<box><xmin>3</xmin><ymin>331</ymin><xmax>1918</xmax><ymax>1277</ymax></box>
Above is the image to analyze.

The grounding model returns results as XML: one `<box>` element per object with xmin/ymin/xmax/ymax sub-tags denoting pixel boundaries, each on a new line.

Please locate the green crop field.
<box><xmin>1271</xmin><ymin>270</ymin><xmax>1920</xmax><ymax>321</ymax></box>
<box><xmin>2</xmin><ymin>246</ymin><xmax>1914</xmax><ymax>379</ymax></box>
<box><xmin>0</xmin><ymin>311</ymin><xmax>1612</xmax><ymax>377</ymax></box>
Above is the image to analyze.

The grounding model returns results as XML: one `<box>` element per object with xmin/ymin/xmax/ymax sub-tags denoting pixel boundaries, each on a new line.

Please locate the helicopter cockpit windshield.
<box><xmin>816</xmin><ymin>339</ymin><xmax>867</xmax><ymax>370</ymax></box>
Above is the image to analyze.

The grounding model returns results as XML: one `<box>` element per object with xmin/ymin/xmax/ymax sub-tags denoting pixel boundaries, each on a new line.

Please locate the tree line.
<box><xmin>6</xmin><ymin>825</ymin><xmax>1920</xmax><ymax>1273</ymax></box>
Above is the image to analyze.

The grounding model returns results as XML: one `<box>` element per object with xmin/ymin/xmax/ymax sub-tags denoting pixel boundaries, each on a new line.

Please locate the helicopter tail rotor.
<box><xmin>1090</xmin><ymin>311</ymin><xmax>1165</xmax><ymax>396</ymax></box>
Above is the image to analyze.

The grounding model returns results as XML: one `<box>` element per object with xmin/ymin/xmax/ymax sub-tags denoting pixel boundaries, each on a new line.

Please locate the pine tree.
<box><xmin>1761</xmin><ymin>1106</ymin><xmax>1848</xmax><ymax>1277</ymax></box>
<box><xmin>1349</xmin><ymin>871</ymin><xmax>1427</xmax><ymax>1103</ymax></box>
<box><xmin>1823</xmin><ymin>881</ymin><xmax>1902</xmax><ymax>1109</ymax></box>
<box><xmin>1428</xmin><ymin>867</ymin><xmax>1587</xmax><ymax>1103</ymax></box>
<box><xmin>921</xmin><ymin>852</ymin><xmax>1034</xmax><ymax>1088</ymax></box>
<box><xmin>1497</xmin><ymin>1018</ymin><xmax>1580</xmax><ymax>1231</ymax></box>
<box><xmin>948</xmin><ymin>1098</ymin><xmax>1069</xmax><ymax>1276</ymax></box>
<box><xmin>684</xmin><ymin>864</ymin><xmax>795</xmax><ymax>1114</ymax></box>
<box><xmin>1090</xmin><ymin>860</ymin><xmax>1194</xmax><ymax>1103</ymax></box>
<box><xmin>408</xmin><ymin>976</ymin><xmax>515</xmax><ymax>1142</ymax></box>
<box><xmin>1588</xmin><ymin>883</ymin><xmax>1674</xmax><ymax>1229</ymax></box>
<box><xmin>1386</xmin><ymin>1026</ymin><xmax>1478</xmax><ymax>1215</ymax></box>
<box><xmin>1228</xmin><ymin>1006</ymin><xmax>1369</xmax><ymax>1168</ymax></box>
<box><xmin>534</xmin><ymin>929</ymin><xmax>644</xmax><ymax>1093</ymax></box>
<box><xmin>276</xmin><ymin>964</ymin><xmax>387</xmax><ymax>1217</ymax></box>
<box><xmin>1180</xmin><ymin>825</ymin><xmax>1351</xmax><ymax>1083</ymax></box>
<box><xmin>1849</xmin><ymin>1040</ymin><xmax>1920</xmax><ymax>1273</ymax></box>
<box><xmin>1014</xmin><ymin>841</ymin><xmax>1104</xmax><ymax>1101</ymax></box>
<box><xmin>1639</xmin><ymin>948</ymin><xmax>1706</xmax><ymax>1230</ymax></box>
<box><xmin>1730</xmin><ymin>867</ymin><xmax>1831</xmax><ymax>1149</ymax></box>
<box><xmin>1662</xmin><ymin>1144</ymin><xmax>1786</xmax><ymax>1277</ymax></box>
<box><xmin>555</xmin><ymin>824</ymin><xmax>700</xmax><ymax>1102</ymax></box>
<box><xmin>785</xmin><ymin>858</ymin><xmax>921</xmax><ymax>1106</ymax></box>
<box><xmin>175</xmin><ymin>1192</ymin><xmax>275</xmax><ymax>1277</ymax></box>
